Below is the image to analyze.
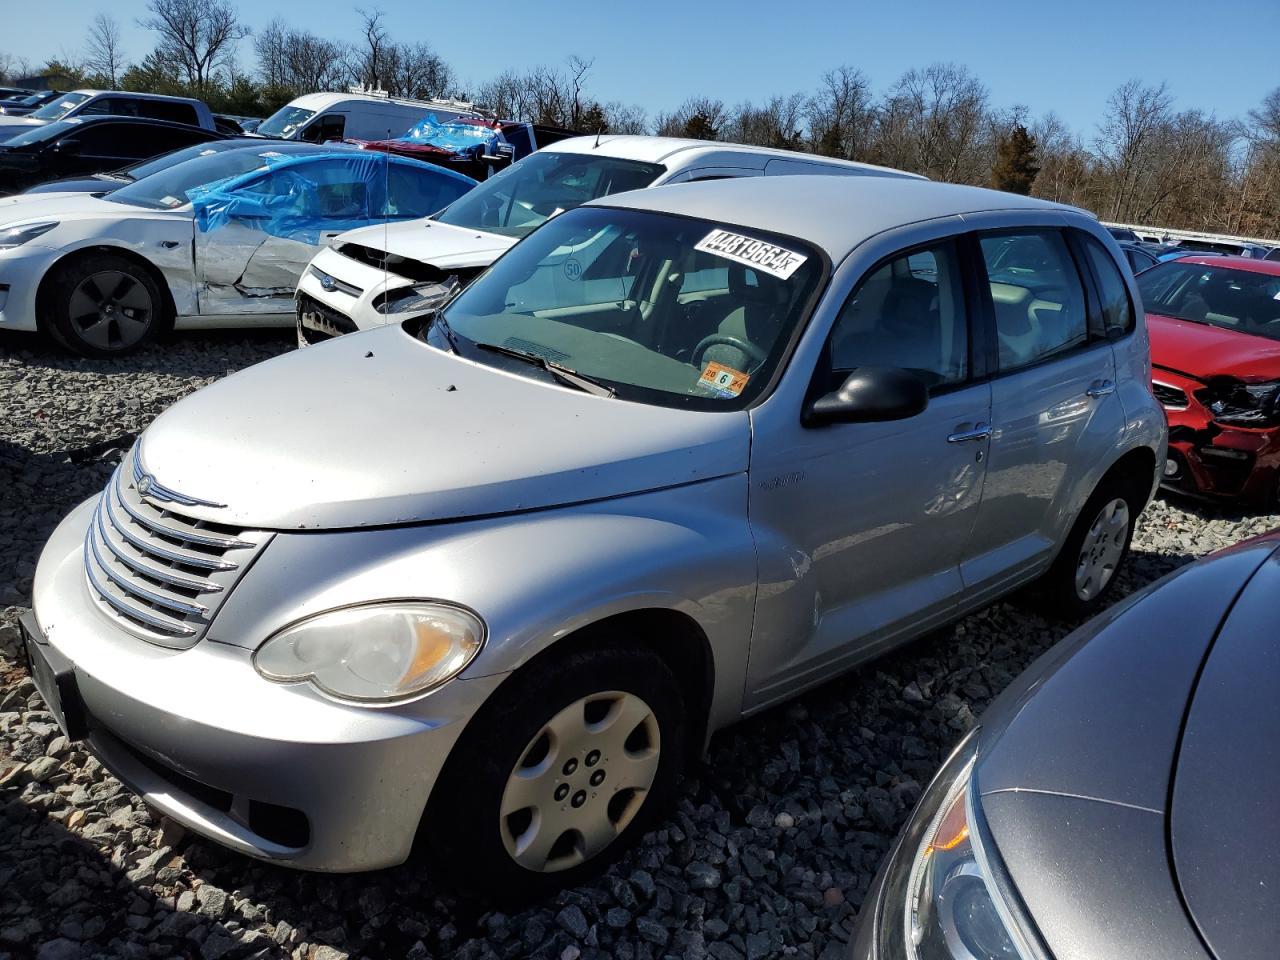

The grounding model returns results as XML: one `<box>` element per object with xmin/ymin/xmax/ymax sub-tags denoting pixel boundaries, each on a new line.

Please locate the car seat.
<box><xmin>697</xmin><ymin>265</ymin><xmax>790</xmax><ymax>373</ymax></box>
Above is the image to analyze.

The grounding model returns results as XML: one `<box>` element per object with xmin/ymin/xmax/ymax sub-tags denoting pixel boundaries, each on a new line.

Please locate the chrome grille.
<box><xmin>1152</xmin><ymin>381</ymin><xmax>1189</xmax><ymax>410</ymax></box>
<box><xmin>83</xmin><ymin>455</ymin><xmax>270</xmax><ymax>647</ymax></box>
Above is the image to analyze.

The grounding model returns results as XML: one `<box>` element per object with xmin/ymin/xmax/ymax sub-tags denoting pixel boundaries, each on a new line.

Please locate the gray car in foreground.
<box><xmin>23</xmin><ymin>175</ymin><xmax>1164</xmax><ymax>896</ymax></box>
<box><xmin>848</xmin><ymin>532</ymin><xmax>1280</xmax><ymax>960</ymax></box>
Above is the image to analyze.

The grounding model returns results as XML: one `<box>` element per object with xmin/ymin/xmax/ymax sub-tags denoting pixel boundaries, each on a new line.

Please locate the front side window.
<box><xmin>1080</xmin><ymin>235</ymin><xmax>1135</xmax><ymax>336</ymax></box>
<box><xmin>980</xmin><ymin>231</ymin><xmax>1087</xmax><ymax>371</ymax></box>
<box><xmin>434</xmin><ymin>152</ymin><xmax>665</xmax><ymax>240</ymax></box>
<box><xmin>436</xmin><ymin>205</ymin><xmax>825</xmax><ymax>409</ymax></box>
<box><xmin>1137</xmin><ymin>262</ymin><xmax>1280</xmax><ymax>340</ymax></box>
<box><xmin>826</xmin><ymin>241</ymin><xmax>968</xmax><ymax>391</ymax></box>
<box><xmin>139</xmin><ymin>100</ymin><xmax>197</xmax><ymax>125</ymax></box>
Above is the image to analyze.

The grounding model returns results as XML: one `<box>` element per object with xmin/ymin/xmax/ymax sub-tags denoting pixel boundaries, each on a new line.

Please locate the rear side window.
<box><xmin>1080</xmin><ymin>235</ymin><xmax>1135</xmax><ymax>336</ymax></box>
<box><xmin>979</xmin><ymin>231</ymin><xmax>1088</xmax><ymax>372</ymax></box>
<box><xmin>139</xmin><ymin>100</ymin><xmax>199</xmax><ymax>125</ymax></box>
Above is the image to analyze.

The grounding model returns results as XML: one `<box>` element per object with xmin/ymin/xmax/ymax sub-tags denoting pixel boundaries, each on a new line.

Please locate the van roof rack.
<box><xmin>345</xmin><ymin>84</ymin><xmax>491</xmax><ymax>118</ymax></box>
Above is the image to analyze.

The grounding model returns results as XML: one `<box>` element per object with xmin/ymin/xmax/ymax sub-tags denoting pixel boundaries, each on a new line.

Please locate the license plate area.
<box><xmin>19</xmin><ymin>611</ymin><xmax>88</xmax><ymax>741</ymax></box>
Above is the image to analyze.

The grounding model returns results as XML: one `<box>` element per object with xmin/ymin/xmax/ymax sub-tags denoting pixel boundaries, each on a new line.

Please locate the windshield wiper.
<box><xmin>473</xmin><ymin>342</ymin><xmax>616</xmax><ymax>398</ymax></box>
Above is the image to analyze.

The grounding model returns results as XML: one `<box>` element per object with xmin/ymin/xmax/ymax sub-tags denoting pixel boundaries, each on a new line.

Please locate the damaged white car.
<box><xmin>0</xmin><ymin>143</ymin><xmax>476</xmax><ymax>355</ymax></box>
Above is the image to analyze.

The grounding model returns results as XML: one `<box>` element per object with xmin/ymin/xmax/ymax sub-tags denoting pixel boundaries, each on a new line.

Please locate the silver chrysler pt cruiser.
<box><xmin>24</xmin><ymin>176</ymin><xmax>1165</xmax><ymax>896</ymax></box>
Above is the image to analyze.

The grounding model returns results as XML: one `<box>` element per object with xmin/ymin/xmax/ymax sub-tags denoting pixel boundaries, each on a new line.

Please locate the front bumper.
<box><xmin>0</xmin><ymin>241</ymin><xmax>59</xmax><ymax>332</ymax></box>
<box><xmin>295</xmin><ymin>246</ymin><xmax>414</xmax><ymax>344</ymax></box>
<box><xmin>1154</xmin><ymin>372</ymin><xmax>1280</xmax><ymax>505</ymax></box>
<box><xmin>30</xmin><ymin>497</ymin><xmax>505</xmax><ymax>872</ymax></box>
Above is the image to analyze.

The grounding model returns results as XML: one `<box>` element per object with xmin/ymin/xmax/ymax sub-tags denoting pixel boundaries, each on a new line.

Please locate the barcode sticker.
<box><xmin>695</xmin><ymin>229</ymin><xmax>808</xmax><ymax>280</ymax></box>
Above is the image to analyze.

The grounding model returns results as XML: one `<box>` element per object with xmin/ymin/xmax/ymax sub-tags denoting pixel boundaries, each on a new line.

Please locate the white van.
<box><xmin>296</xmin><ymin>135</ymin><xmax>924</xmax><ymax>342</ymax></box>
<box><xmin>254</xmin><ymin>89</ymin><xmax>482</xmax><ymax>144</ymax></box>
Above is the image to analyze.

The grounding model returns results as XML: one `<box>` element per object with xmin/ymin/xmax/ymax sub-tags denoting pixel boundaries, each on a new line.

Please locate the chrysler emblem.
<box><xmin>136</xmin><ymin>475</ymin><xmax>154</xmax><ymax>496</ymax></box>
<box><xmin>319</xmin><ymin>273</ymin><xmax>336</xmax><ymax>292</ymax></box>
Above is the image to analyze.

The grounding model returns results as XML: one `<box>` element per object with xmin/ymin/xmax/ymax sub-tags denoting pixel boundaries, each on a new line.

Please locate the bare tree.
<box><xmin>806</xmin><ymin>66</ymin><xmax>875</xmax><ymax>159</ymax></box>
<box><xmin>874</xmin><ymin>63</ymin><xmax>992</xmax><ymax>183</ymax></box>
<box><xmin>604</xmin><ymin>101</ymin><xmax>648</xmax><ymax>135</ymax></box>
<box><xmin>387</xmin><ymin>41</ymin><xmax>452</xmax><ymax>100</ymax></box>
<box><xmin>140</xmin><ymin>0</ymin><xmax>249</xmax><ymax>92</ymax></box>
<box><xmin>84</xmin><ymin>14</ymin><xmax>125</xmax><ymax>87</ymax></box>
<box><xmin>725</xmin><ymin>93</ymin><xmax>806</xmax><ymax>148</ymax></box>
<box><xmin>655</xmin><ymin>97</ymin><xmax>727</xmax><ymax>140</ymax></box>
<box><xmin>1094</xmin><ymin>79</ymin><xmax>1173</xmax><ymax>220</ymax></box>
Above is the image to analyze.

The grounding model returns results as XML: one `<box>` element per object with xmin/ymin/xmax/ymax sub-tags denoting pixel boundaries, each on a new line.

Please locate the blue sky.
<box><xmin>7</xmin><ymin>0</ymin><xmax>1278</xmax><ymax>136</ymax></box>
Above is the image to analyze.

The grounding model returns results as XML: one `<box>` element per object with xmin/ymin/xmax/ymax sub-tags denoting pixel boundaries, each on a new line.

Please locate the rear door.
<box><xmin>960</xmin><ymin>226</ymin><xmax>1126</xmax><ymax>598</ymax></box>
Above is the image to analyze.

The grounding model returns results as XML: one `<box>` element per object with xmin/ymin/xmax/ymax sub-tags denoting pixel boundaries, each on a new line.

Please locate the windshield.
<box><xmin>434</xmin><ymin>151</ymin><xmax>664</xmax><ymax>240</ymax></box>
<box><xmin>29</xmin><ymin>92</ymin><xmax>90</xmax><ymax>121</ymax></box>
<box><xmin>256</xmin><ymin>105</ymin><xmax>316</xmax><ymax>139</ymax></box>
<box><xmin>435</xmin><ymin>205</ymin><xmax>824</xmax><ymax>409</ymax></box>
<box><xmin>119</xmin><ymin>140</ymin><xmax>260</xmax><ymax>182</ymax></box>
<box><xmin>2</xmin><ymin>119</ymin><xmax>87</xmax><ymax>148</ymax></box>
<box><xmin>107</xmin><ymin>145</ymin><xmax>326</xmax><ymax>209</ymax></box>
<box><xmin>1138</xmin><ymin>261</ymin><xmax>1280</xmax><ymax>341</ymax></box>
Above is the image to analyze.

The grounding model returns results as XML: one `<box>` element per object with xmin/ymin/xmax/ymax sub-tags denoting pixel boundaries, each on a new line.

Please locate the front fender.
<box><xmin>210</xmin><ymin>475</ymin><xmax>758</xmax><ymax>733</ymax></box>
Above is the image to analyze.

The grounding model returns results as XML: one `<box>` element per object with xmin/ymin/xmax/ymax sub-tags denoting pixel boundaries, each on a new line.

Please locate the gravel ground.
<box><xmin>2</xmin><ymin>328</ymin><xmax>1278</xmax><ymax>960</ymax></box>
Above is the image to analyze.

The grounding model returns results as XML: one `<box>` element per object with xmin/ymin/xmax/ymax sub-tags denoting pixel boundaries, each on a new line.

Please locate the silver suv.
<box><xmin>24</xmin><ymin>176</ymin><xmax>1165</xmax><ymax>896</ymax></box>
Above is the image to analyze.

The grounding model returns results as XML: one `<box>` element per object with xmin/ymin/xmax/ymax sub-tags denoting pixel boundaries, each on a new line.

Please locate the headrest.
<box><xmin>728</xmin><ymin>265</ymin><xmax>787</xmax><ymax>305</ymax></box>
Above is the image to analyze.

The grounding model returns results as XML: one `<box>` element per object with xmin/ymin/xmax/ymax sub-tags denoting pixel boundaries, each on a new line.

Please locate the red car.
<box><xmin>1137</xmin><ymin>256</ymin><xmax>1280</xmax><ymax>506</ymax></box>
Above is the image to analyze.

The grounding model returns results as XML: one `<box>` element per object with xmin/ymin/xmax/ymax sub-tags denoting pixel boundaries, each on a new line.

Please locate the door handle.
<box><xmin>947</xmin><ymin>423</ymin><xmax>992</xmax><ymax>443</ymax></box>
<box><xmin>1087</xmin><ymin>379</ymin><xmax>1116</xmax><ymax>398</ymax></box>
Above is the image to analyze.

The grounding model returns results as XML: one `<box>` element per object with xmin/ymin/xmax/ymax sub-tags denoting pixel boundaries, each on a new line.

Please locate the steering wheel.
<box><xmin>693</xmin><ymin>334</ymin><xmax>767</xmax><ymax>370</ymax></box>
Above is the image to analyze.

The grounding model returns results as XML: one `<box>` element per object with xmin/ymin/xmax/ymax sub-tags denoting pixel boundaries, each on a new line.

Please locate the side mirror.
<box><xmin>803</xmin><ymin>366</ymin><xmax>929</xmax><ymax>426</ymax></box>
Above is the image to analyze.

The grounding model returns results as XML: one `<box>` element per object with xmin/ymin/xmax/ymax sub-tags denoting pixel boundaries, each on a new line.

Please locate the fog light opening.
<box><xmin>1164</xmin><ymin>458</ymin><xmax>1180</xmax><ymax>478</ymax></box>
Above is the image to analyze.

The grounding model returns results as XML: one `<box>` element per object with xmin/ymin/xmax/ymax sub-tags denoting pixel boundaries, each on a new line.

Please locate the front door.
<box><xmin>746</xmin><ymin>238</ymin><xmax>991</xmax><ymax>708</ymax></box>
<box><xmin>960</xmin><ymin>229</ymin><xmax>1126</xmax><ymax>597</ymax></box>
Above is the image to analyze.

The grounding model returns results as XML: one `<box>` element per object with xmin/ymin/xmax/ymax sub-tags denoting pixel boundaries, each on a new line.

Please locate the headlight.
<box><xmin>1198</xmin><ymin>378</ymin><xmax>1280</xmax><ymax>428</ymax></box>
<box><xmin>877</xmin><ymin>731</ymin><xmax>1036</xmax><ymax>960</ymax></box>
<box><xmin>0</xmin><ymin>221</ymin><xmax>59</xmax><ymax>250</ymax></box>
<box><xmin>374</xmin><ymin>276</ymin><xmax>460</xmax><ymax>316</ymax></box>
<box><xmin>253</xmin><ymin>601</ymin><xmax>485</xmax><ymax>702</ymax></box>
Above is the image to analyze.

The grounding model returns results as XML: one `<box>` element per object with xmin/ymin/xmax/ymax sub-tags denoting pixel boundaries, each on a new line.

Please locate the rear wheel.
<box><xmin>426</xmin><ymin>645</ymin><xmax>685</xmax><ymax>899</ymax></box>
<box><xmin>44</xmin><ymin>253</ymin><xmax>168</xmax><ymax>357</ymax></box>
<box><xmin>1033</xmin><ymin>476</ymin><xmax>1140</xmax><ymax>618</ymax></box>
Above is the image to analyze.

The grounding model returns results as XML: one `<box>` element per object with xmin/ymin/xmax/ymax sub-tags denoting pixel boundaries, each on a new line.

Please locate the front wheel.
<box><xmin>43</xmin><ymin>253</ymin><xmax>169</xmax><ymax>357</ymax></box>
<box><xmin>1034</xmin><ymin>478</ymin><xmax>1139</xmax><ymax>618</ymax></box>
<box><xmin>425</xmin><ymin>645</ymin><xmax>685</xmax><ymax>900</ymax></box>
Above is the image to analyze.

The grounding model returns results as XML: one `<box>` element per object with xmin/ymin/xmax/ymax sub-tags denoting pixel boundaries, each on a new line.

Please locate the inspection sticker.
<box><xmin>695</xmin><ymin>229</ymin><xmax>808</xmax><ymax>280</ymax></box>
<box><xmin>698</xmin><ymin>361</ymin><xmax>751</xmax><ymax>398</ymax></box>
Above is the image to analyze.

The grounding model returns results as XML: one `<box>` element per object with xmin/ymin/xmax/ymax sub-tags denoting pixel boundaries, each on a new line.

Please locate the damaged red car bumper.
<box><xmin>1153</xmin><ymin>367</ymin><xmax>1280</xmax><ymax>505</ymax></box>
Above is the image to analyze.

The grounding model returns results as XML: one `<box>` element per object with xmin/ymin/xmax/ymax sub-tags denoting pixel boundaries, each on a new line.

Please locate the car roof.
<box><xmin>544</xmin><ymin>134</ymin><xmax>919</xmax><ymax>178</ymax></box>
<box><xmin>69</xmin><ymin>89</ymin><xmax>202</xmax><ymax>105</ymax></box>
<box><xmin>591</xmin><ymin>175</ymin><xmax>1083</xmax><ymax>261</ymax></box>
<box><xmin>1174</xmin><ymin>255</ymin><xmax>1280</xmax><ymax>277</ymax></box>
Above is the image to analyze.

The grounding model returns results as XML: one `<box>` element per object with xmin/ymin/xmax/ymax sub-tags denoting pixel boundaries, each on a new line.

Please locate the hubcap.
<box><xmin>499</xmin><ymin>690</ymin><xmax>660</xmax><ymax>873</ymax></box>
<box><xmin>1075</xmin><ymin>497</ymin><xmax>1130</xmax><ymax>601</ymax></box>
<box><xmin>68</xmin><ymin>270</ymin><xmax>154</xmax><ymax>351</ymax></box>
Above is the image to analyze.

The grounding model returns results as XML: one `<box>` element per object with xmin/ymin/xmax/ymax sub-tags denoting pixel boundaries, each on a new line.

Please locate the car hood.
<box><xmin>1170</xmin><ymin>545</ymin><xmax>1280</xmax><ymax>960</ymax></box>
<box><xmin>1148</xmin><ymin>312</ymin><xmax>1280</xmax><ymax>381</ymax></box>
<box><xmin>0</xmin><ymin>192</ymin><xmax>146</xmax><ymax>227</ymax></box>
<box><xmin>337</xmin><ymin>216</ymin><xmax>516</xmax><ymax>271</ymax></box>
<box><xmin>972</xmin><ymin>538</ymin><xmax>1280</xmax><ymax>960</ymax></box>
<box><xmin>137</xmin><ymin>324</ymin><xmax>749</xmax><ymax>530</ymax></box>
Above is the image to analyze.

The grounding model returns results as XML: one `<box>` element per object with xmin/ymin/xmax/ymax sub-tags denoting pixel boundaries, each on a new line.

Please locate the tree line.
<box><xmin>2</xmin><ymin>0</ymin><xmax>1277</xmax><ymax>239</ymax></box>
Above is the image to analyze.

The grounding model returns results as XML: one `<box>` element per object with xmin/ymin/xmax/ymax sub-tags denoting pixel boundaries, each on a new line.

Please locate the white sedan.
<box><xmin>0</xmin><ymin>144</ymin><xmax>476</xmax><ymax>355</ymax></box>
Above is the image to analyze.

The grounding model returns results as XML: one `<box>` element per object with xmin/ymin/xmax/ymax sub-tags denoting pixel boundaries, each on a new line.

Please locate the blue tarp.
<box><xmin>398</xmin><ymin>114</ymin><xmax>504</xmax><ymax>158</ymax></box>
<box><xmin>188</xmin><ymin>152</ymin><xmax>476</xmax><ymax>244</ymax></box>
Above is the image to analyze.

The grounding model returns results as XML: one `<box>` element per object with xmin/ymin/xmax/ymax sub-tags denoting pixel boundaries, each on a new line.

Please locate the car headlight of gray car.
<box><xmin>877</xmin><ymin>731</ymin><xmax>1037</xmax><ymax>960</ymax></box>
<box><xmin>0</xmin><ymin>221</ymin><xmax>59</xmax><ymax>250</ymax></box>
<box><xmin>253</xmin><ymin>601</ymin><xmax>485</xmax><ymax>701</ymax></box>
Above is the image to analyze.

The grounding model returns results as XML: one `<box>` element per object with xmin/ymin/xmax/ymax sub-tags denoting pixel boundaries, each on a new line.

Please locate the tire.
<box><xmin>1033</xmin><ymin>475</ymin><xmax>1141</xmax><ymax>619</ymax></box>
<box><xmin>426</xmin><ymin>645</ymin><xmax>686</xmax><ymax>900</ymax></box>
<box><xmin>43</xmin><ymin>253</ymin><xmax>169</xmax><ymax>357</ymax></box>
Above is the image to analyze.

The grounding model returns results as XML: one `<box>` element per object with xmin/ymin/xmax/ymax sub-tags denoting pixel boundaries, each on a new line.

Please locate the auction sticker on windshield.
<box><xmin>698</xmin><ymin>361</ymin><xmax>750</xmax><ymax>398</ymax></box>
<box><xmin>695</xmin><ymin>229</ymin><xmax>808</xmax><ymax>280</ymax></box>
